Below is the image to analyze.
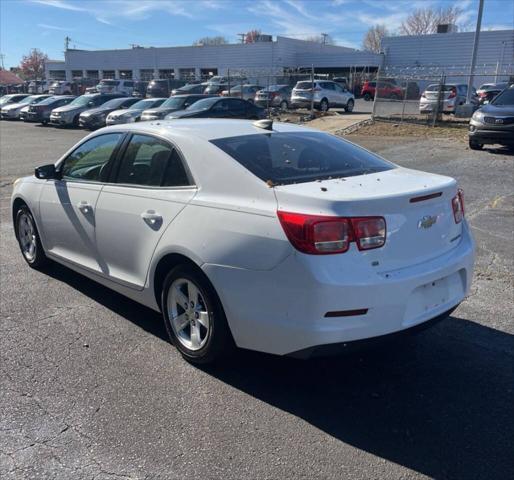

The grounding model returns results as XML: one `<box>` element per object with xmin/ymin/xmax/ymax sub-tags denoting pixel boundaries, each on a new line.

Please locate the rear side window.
<box><xmin>115</xmin><ymin>134</ymin><xmax>190</xmax><ymax>187</ymax></box>
<box><xmin>210</xmin><ymin>132</ymin><xmax>394</xmax><ymax>185</ymax></box>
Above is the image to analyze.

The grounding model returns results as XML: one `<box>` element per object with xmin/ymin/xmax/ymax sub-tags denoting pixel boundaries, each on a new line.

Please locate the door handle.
<box><xmin>141</xmin><ymin>210</ymin><xmax>163</xmax><ymax>229</ymax></box>
<box><xmin>77</xmin><ymin>201</ymin><xmax>93</xmax><ymax>214</ymax></box>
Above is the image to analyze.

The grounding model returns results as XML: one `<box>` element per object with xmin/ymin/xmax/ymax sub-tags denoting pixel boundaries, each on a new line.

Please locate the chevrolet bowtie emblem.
<box><xmin>418</xmin><ymin>215</ymin><xmax>438</xmax><ymax>229</ymax></box>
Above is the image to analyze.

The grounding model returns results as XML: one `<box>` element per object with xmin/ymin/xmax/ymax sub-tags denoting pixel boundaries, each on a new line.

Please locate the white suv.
<box><xmin>95</xmin><ymin>79</ymin><xmax>135</xmax><ymax>96</ymax></box>
<box><xmin>292</xmin><ymin>80</ymin><xmax>355</xmax><ymax>112</ymax></box>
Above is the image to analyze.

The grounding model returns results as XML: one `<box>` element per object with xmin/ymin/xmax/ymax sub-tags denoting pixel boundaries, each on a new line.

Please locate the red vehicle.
<box><xmin>361</xmin><ymin>80</ymin><xmax>404</xmax><ymax>101</ymax></box>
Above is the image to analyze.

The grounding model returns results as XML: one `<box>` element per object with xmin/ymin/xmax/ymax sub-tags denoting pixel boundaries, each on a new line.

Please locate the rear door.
<box><xmin>94</xmin><ymin>133</ymin><xmax>196</xmax><ymax>288</ymax></box>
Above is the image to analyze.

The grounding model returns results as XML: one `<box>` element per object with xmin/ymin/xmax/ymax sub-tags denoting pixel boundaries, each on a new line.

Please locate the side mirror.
<box><xmin>35</xmin><ymin>164</ymin><xmax>58</xmax><ymax>180</ymax></box>
<box><xmin>88</xmin><ymin>101</ymin><xmax>95</xmax><ymax>107</ymax></box>
<box><xmin>483</xmin><ymin>100</ymin><xmax>489</xmax><ymax>105</ymax></box>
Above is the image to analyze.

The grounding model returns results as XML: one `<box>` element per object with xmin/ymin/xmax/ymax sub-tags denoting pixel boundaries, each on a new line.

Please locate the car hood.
<box><xmin>53</xmin><ymin>104</ymin><xmax>82</xmax><ymax>113</ymax></box>
<box><xmin>2</xmin><ymin>103</ymin><xmax>24</xmax><ymax>111</ymax></box>
<box><xmin>144</xmin><ymin>107</ymin><xmax>180</xmax><ymax>115</ymax></box>
<box><xmin>167</xmin><ymin>109</ymin><xmax>203</xmax><ymax>119</ymax></box>
<box><xmin>81</xmin><ymin>106</ymin><xmax>116</xmax><ymax>117</ymax></box>
<box><xmin>478</xmin><ymin>103</ymin><xmax>514</xmax><ymax>115</ymax></box>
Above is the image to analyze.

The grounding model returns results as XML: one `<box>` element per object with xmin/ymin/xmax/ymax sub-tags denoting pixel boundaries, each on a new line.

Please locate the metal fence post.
<box><xmin>400</xmin><ymin>77</ymin><xmax>408</xmax><ymax>123</ymax></box>
<box><xmin>227</xmin><ymin>69</ymin><xmax>230</xmax><ymax>93</ymax></box>
<box><xmin>310</xmin><ymin>64</ymin><xmax>314</xmax><ymax>117</ymax></box>
<box><xmin>371</xmin><ymin>66</ymin><xmax>380</xmax><ymax>120</ymax></box>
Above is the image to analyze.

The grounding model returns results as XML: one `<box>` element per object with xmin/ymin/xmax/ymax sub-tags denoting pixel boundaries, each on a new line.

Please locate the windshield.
<box><xmin>101</xmin><ymin>98</ymin><xmax>129</xmax><ymax>109</ymax></box>
<box><xmin>70</xmin><ymin>95</ymin><xmax>95</xmax><ymax>106</ymax></box>
<box><xmin>131</xmin><ymin>99</ymin><xmax>162</xmax><ymax>109</ymax></box>
<box><xmin>0</xmin><ymin>95</ymin><xmax>14</xmax><ymax>105</ymax></box>
<box><xmin>161</xmin><ymin>97</ymin><xmax>187</xmax><ymax>108</ymax></box>
<box><xmin>18</xmin><ymin>96</ymin><xmax>39</xmax><ymax>105</ymax></box>
<box><xmin>186</xmin><ymin>97</ymin><xmax>217</xmax><ymax>111</ymax></box>
<box><xmin>266</xmin><ymin>85</ymin><xmax>287</xmax><ymax>92</ymax></box>
<box><xmin>211</xmin><ymin>132</ymin><xmax>394</xmax><ymax>185</ymax></box>
<box><xmin>37</xmin><ymin>96</ymin><xmax>60</xmax><ymax>105</ymax></box>
<box><xmin>491</xmin><ymin>87</ymin><xmax>514</xmax><ymax>106</ymax></box>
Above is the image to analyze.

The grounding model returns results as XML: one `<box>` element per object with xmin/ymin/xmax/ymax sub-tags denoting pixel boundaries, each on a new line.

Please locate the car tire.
<box><xmin>15</xmin><ymin>205</ymin><xmax>49</xmax><ymax>269</ymax></box>
<box><xmin>469</xmin><ymin>138</ymin><xmax>483</xmax><ymax>150</ymax></box>
<box><xmin>161</xmin><ymin>264</ymin><xmax>233</xmax><ymax>364</ymax></box>
<box><xmin>390</xmin><ymin>93</ymin><xmax>400</xmax><ymax>100</ymax></box>
<box><xmin>344</xmin><ymin>99</ymin><xmax>354</xmax><ymax>112</ymax></box>
<box><xmin>319</xmin><ymin>98</ymin><xmax>329</xmax><ymax>112</ymax></box>
<box><xmin>280</xmin><ymin>100</ymin><xmax>288</xmax><ymax>112</ymax></box>
<box><xmin>363</xmin><ymin>92</ymin><xmax>372</xmax><ymax>101</ymax></box>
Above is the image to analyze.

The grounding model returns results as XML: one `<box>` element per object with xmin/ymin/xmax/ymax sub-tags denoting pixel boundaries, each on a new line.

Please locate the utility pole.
<box><xmin>495</xmin><ymin>41</ymin><xmax>506</xmax><ymax>82</ymax></box>
<box><xmin>466</xmin><ymin>0</ymin><xmax>484</xmax><ymax>104</ymax></box>
<box><xmin>0</xmin><ymin>53</ymin><xmax>5</xmax><ymax>70</ymax></box>
<box><xmin>321</xmin><ymin>33</ymin><xmax>328</xmax><ymax>45</ymax></box>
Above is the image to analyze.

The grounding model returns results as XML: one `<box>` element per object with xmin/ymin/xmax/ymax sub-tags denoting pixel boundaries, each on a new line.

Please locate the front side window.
<box><xmin>61</xmin><ymin>134</ymin><xmax>123</xmax><ymax>182</ymax></box>
<box><xmin>115</xmin><ymin>135</ymin><xmax>190</xmax><ymax>187</ymax></box>
<box><xmin>211</xmin><ymin>132</ymin><xmax>394</xmax><ymax>185</ymax></box>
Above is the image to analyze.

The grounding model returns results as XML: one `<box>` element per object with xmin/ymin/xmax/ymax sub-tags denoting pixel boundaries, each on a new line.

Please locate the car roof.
<box><xmin>100</xmin><ymin>118</ymin><xmax>318</xmax><ymax>141</ymax></box>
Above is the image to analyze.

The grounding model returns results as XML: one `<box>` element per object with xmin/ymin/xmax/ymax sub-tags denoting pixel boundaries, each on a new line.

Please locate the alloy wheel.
<box><xmin>18</xmin><ymin>213</ymin><xmax>37</xmax><ymax>262</ymax></box>
<box><xmin>167</xmin><ymin>278</ymin><xmax>211</xmax><ymax>351</ymax></box>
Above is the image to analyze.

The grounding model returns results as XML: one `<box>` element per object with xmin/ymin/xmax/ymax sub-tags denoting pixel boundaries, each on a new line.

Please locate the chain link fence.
<box><xmin>371</xmin><ymin>64</ymin><xmax>514</xmax><ymax>125</ymax></box>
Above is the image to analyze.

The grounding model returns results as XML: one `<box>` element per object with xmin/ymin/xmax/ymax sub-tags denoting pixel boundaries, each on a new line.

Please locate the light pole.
<box><xmin>466</xmin><ymin>0</ymin><xmax>484</xmax><ymax>104</ymax></box>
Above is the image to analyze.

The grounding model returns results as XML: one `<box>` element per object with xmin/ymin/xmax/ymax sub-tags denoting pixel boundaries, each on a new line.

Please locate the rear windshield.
<box><xmin>426</xmin><ymin>84</ymin><xmax>455</xmax><ymax>92</ymax></box>
<box><xmin>295</xmin><ymin>82</ymin><xmax>312</xmax><ymax>90</ymax></box>
<box><xmin>210</xmin><ymin>132</ymin><xmax>394</xmax><ymax>185</ymax></box>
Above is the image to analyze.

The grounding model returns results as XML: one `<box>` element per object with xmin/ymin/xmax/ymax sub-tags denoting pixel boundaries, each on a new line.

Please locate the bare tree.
<box><xmin>362</xmin><ymin>25</ymin><xmax>388</xmax><ymax>53</ymax></box>
<box><xmin>193</xmin><ymin>36</ymin><xmax>228</xmax><ymax>46</ymax></box>
<box><xmin>399</xmin><ymin>6</ymin><xmax>462</xmax><ymax>35</ymax></box>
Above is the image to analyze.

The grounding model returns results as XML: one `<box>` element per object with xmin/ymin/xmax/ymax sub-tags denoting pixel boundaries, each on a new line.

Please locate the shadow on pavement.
<box><xmin>44</xmin><ymin>262</ymin><xmax>513</xmax><ymax>479</ymax></box>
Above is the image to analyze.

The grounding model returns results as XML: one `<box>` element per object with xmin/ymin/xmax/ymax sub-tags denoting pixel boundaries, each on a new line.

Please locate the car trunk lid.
<box><xmin>273</xmin><ymin>167</ymin><xmax>462</xmax><ymax>271</ymax></box>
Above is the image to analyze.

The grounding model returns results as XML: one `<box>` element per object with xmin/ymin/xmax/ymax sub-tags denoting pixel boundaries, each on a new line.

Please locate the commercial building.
<box><xmin>45</xmin><ymin>29</ymin><xmax>513</xmax><ymax>86</ymax></box>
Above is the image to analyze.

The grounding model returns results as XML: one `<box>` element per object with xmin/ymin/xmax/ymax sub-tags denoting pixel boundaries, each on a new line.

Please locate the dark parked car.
<box><xmin>203</xmin><ymin>84</ymin><xmax>225</xmax><ymax>95</ymax></box>
<box><xmin>255</xmin><ymin>84</ymin><xmax>292</xmax><ymax>110</ymax></box>
<box><xmin>49</xmin><ymin>93</ymin><xmax>124</xmax><ymax>127</ymax></box>
<box><xmin>165</xmin><ymin>97</ymin><xmax>266</xmax><ymax>120</ymax></box>
<box><xmin>23</xmin><ymin>95</ymin><xmax>76</xmax><ymax>124</ymax></box>
<box><xmin>469</xmin><ymin>84</ymin><xmax>514</xmax><ymax>150</ymax></box>
<box><xmin>78</xmin><ymin>96</ymin><xmax>139</xmax><ymax>129</ymax></box>
<box><xmin>140</xmin><ymin>94</ymin><xmax>215</xmax><ymax>121</ymax></box>
<box><xmin>147</xmin><ymin>79</ymin><xmax>171</xmax><ymax>97</ymax></box>
<box><xmin>171</xmin><ymin>83</ymin><xmax>209</xmax><ymax>95</ymax></box>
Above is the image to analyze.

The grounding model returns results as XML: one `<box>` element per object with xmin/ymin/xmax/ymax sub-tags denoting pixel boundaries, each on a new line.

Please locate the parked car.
<box><xmin>291</xmin><ymin>80</ymin><xmax>355</xmax><ymax>112</ymax></box>
<box><xmin>165</xmin><ymin>97</ymin><xmax>266</xmax><ymax>120</ymax></box>
<box><xmin>11</xmin><ymin>119</ymin><xmax>475</xmax><ymax>364</ymax></box>
<box><xmin>147</xmin><ymin>79</ymin><xmax>172</xmax><ymax>98</ymax></box>
<box><xmin>106</xmin><ymin>97</ymin><xmax>166</xmax><ymax>125</ymax></box>
<box><xmin>220</xmin><ymin>84</ymin><xmax>263</xmax><ymax>102</ymax></box>
<box><xmin>171</xmin><ymin>83</ymin><xmax>208</xmax><ymax>95</ymax></box>
<box><xmin>0</xmin><ymin>94</ymin><xmax>30</xmax><ymax>109</ymax></box>
<box><xmin>476</xmin><ymin>82</ymin><xmax>509</xmax><ymax>105</ymax></box>
<box><xmin>1</xmin><ymin>94</ymin><xmax>52</xmax><ymax>120</ymax></box>
<box><xmin>95</xmin><ymin>79</ymin><xmax>135</xmax><ymax>96</ymax></box>
<box><xmin>140</xmin><ymin>95</ymin><xmax>215</xmax><ymax>121</ymax></box>
<box><xmin>203</xmin><ymin>84</ymin><xmax>225</xmax><ymax>95</ymax></box>
<box><xmin>255</xmin><ymin>84</ymin><xmax>292</xmax><ymax>110</ymax></box>
<box><xmin>79</xmin><ymin>97</ymin><xmax>140</xmax><ymax>129</ymax></box>
<box><xmin>49</xmin><ymin>81</ymin><xmax>73</xmax><ymax>95</ymax></box>
<box><xmin>399</xmin><ymin>81</ymin><xmax>420</xmax><ymax>100</ymax></box>
<box><xmin>207</xmin><ymin>75</ymin><xmax>247</xmax><ymax>86</ymax></box>
<box><xmin>419</xmin><ymin>84</ymin><xmax>478</xmax><ymax>114</ymax></box>
<box><xmin>23</xmin><ymin>95</ymin><xmax>75</xmax><ymax>124</ymax></box>
<box><xmin>469</xmin><ymin>84</ymin><xmax>514</xmax><ymax>150</ymax></box>
<box><xmin>361</xmin><ymin>81</ymin><xmax>403</xmax><ymax>101</ymax></box>
<box><xmin>28</xmin><ymin>80</ymin><xmax>51</xmax><ymax>94</ymax></box>
<box><xmin>132</xmin><ymin>81</ymin><xmax>149</xmax><ymax>97</ymax></box>
<box><xmin>50</xmin><ymin>93</ymin><xmax>123</xmax><ymax>127</ymax></box>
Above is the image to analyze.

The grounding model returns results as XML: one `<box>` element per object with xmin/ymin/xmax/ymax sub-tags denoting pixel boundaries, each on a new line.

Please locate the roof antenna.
<box><xmin>253</xmin><ymin>118</ymin><xmax>273</xmax><ymax>130</ymax></box>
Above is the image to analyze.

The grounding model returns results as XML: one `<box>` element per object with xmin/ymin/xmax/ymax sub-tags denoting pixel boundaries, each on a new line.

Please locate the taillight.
<box><xmin>277</xmin><ymin>211</ymin><xmax>386</xmax><ymax>255</ymax></box>
<box><xmin>421</xmin><ymin>92</ymin><xmax>426</xmax><ymax>99</ymax></box>
<box><xmin>271</xmin><ymin>92</ymin><xmax>278</xmax><ymax>98</ymax></box>
<box><xmin>448</xmin><ymin>89</ymin><xmax>456</xmax><ymax>99</ymax></box>
<box><xmin>452</xmin><ymin>189</ymin><xmax>465</xmax><ymax>223</ymax></box>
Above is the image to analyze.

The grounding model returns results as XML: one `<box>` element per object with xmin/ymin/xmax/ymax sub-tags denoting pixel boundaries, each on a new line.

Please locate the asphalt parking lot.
<box><xmin>1</xmin><ymin>120</ymin><xmax>513</xmax><ymax>480</ymax></box>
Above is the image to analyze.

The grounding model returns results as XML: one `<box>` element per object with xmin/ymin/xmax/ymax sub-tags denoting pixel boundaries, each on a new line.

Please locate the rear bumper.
<box><xmin>419</xmin><ymin>99</ymin><xmax>456</xmax><ymax>113</ymax></box>
<box><xmin>204</xmin><ymin>221</ymin><xmax>475</xmax><ymax>356</ymax></box>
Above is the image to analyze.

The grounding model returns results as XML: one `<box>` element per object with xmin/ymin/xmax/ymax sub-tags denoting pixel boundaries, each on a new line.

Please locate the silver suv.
<box><xmin>291</xmin><ymin>80</ymin><xmax>355</xmax><ymax>112</ymax></box>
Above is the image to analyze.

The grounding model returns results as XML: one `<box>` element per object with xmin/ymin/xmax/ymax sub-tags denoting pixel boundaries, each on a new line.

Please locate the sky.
<box><xmin>0</xmin><ymin>0</ymin><xmax>512</xmax><ymax>68</ymax></box>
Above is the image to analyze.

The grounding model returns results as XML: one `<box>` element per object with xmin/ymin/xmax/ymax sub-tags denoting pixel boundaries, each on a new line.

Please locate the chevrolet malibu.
<box><xmin>11</xmin><ymin>119</ymin><xmax>475</xmax><ymax>363</ymax></box>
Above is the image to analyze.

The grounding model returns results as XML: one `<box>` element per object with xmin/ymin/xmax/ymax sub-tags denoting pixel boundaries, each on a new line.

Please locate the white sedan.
<box><xmin>11</xmin><ymin>119</ymin><xmax>475</xmax><ymax>363</ymax></box>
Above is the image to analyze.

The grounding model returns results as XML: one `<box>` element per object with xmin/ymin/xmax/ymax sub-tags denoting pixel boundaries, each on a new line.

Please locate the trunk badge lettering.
<box><xmin>418</xmin><ymin>215</ymin><xmax>438</xmax><ymax>229</ymax></box>
<box><xmin>495</xmin><ymin>118</ymin><xmax>503</xmax><ymax>124</ymax></box>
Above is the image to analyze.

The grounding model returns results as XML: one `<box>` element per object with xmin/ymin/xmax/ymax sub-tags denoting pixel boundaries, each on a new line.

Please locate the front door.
<box><xmin>38</xmin><ymin>132</ymin><xmax>124</xmax><ymax>274</ymax></box>
<box><xmin>95</xmin><ymin>133</ymin><xmax>196</xmax><ymax>289</ymax></box>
